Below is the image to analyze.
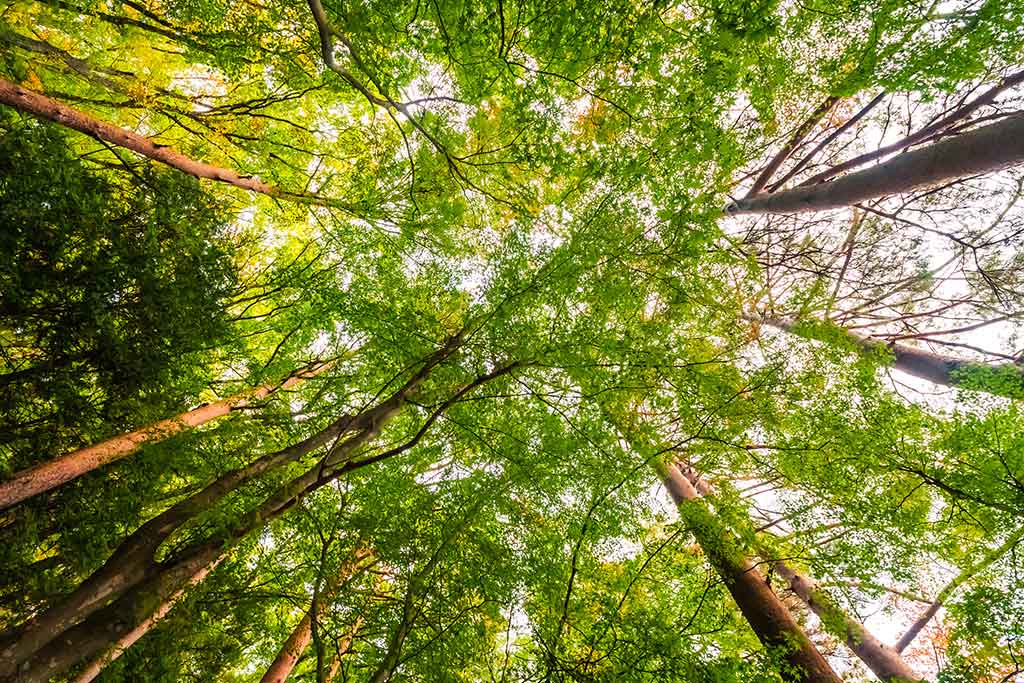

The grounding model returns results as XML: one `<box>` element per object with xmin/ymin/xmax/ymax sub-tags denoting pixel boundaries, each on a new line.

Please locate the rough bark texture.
<box><xmin>0</xmin><ymin>78</ymin><xmax>349</xmax><ymax>207</ymax></box>
<box><xmin>261</xmin><ymin>548</ymin><xmax>371</xmax><ymax>683</ymax></box>
<box><xmin>658</xmin><ymin>463</ymin><xmax>841</xmax><ymax>683</ymax></box>
<box><xmin>725</xmin><ymin>113</ymin><xmax>1024</xmax><ymax>215</ymax></box>
<box><xmin>773</xmin><ymin>561</ymin><xmax>922</xmax><ymax>682</ymax></box>
<box><xmin>0</xmin><ymin>362</ymin><xmax>332</xmax><ymax>511</ymax></box>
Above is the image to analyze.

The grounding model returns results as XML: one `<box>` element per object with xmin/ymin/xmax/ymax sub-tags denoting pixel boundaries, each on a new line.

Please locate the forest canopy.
<box><xmin>1</xmin><ymin>1</ymin><xmax>1024</xmax><ymax>682</ymax></box>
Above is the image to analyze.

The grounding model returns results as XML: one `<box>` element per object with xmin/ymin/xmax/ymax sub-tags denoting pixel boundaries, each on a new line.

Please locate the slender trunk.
<box><xmin>747</xmin><ymin>96</ymin><xmax>841</xmax><ymax>197</ymax></box>
<box><xmin>0</xmin><ymin>362</ymin><xmax>333</xmax><ymax>511</ymax></box>
<box><xmin>367</xmin><ymin>496</ymin><xmax>486</xmax><ymax>683</ymax></box>
<box><xmin>773</xmin><ymin>562</ymin><xmax>922</xmax><ymax>682</ymax></box>
<box><xmin>0</xmin><ymin>335</ymin><xmax>465</xmax><ymax>677</ymax></box>
<box><xmin>0</xmin><ymin>333</ymin><xmax>460</xmax><ymax>675</ymax></box>
<box><xmin>896</xmin><ymin>525</ymin><xmax>1024</xmax><ymax>652</ymax></box>
<box><xmin>725</xmin><ymin>113</ymin><xmax>1024</xmax><ymax>215</ymax></box>
<box><xmin>0</xmin><ymin>78</ymin><xmax>350</xmax><ymax>208</ymax></box>
<box><xmin>761</xmin><ymin>316</ymin><xmax>1024</xmax><ymax>398</ymax></box>
<box><xmin>324</xmin><ymin>616</ymin><xmax>363</xmax><ymax>683</ymax></box>
<box><xmin>368</xmin><ymin>593</ymin><xmax>413</xmax><ymax>683</ymax></box>
<box><xmin>657</xmin><ymin>462</ymin><xmax>841</xmax><ymax>683</ymax></box>
<box><xmin>69</xmin><ymin>552</ymin><xmax>228</xmax><ymax>683</ymax></box>
<box><xmin>261</xmin><ymin>548</ymin><xmax>372</xmax><ymax>683</ymax></box>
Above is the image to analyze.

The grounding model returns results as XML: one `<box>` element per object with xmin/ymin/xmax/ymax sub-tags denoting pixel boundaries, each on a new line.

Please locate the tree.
<box><xmin>2</xmin><ymin>1</ymin><xmax>1024</xmax><ymax>682</ymax></box>
<box><xmin>725</xmin><ymin>113</ymin><xmax>1024</xmax><ymax>215</ymax></box>
<box><xmin>0</xmin><ymin>361</ymin><xmax>333</xmax><ymax>511</ymax></box>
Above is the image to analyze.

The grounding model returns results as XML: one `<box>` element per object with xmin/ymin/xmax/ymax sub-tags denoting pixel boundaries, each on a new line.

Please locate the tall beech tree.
<box><xmin>726</xmin><ymin>113</ymin><xmax>1024</xmax><ymax>215</ymax></box>
<box><xmin>678</xmin><ymin>468</ymin><xmax>923</xmax><ymax>682</ymax></box>
<box><xmin>3</xmin><ymin>1</ymin><xmax>1024</xmax><ymax>682</ymax></box>
<box><xmin>656</xmin><ymin>461</ymin><xmax>842</xmax><ymax>683</ymax></box>
<box><xmin>0</xmin><ymin>361</ymin><xmax>334</xmax><ymax>511</ymax></box>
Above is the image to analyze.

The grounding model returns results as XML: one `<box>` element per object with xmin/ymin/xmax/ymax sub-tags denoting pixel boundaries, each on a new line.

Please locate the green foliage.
<box><xmin>0</xmin><ymin>115</ymin><xmax>237</xmax><ymax>470</ymax></box>
<box><xmin>1</xmin><ymin>1</ymin><xmax>1023</xmax><ymax>682</ymax></box>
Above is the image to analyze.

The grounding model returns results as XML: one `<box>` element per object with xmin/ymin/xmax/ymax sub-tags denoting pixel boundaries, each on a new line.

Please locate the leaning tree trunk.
<box><xmin>773</xmin><ymin>562</ymin><xmax>922</xmax><ymax>682</ymax></box>
<box><xmin>0</xmin><ymin>336</ymin><xmax>511</xmax><ymax>682</ymax></box>
<box><xmin>8</xmin><ymin>445</ymin><xmax>345</xmax><ymax>683</ymax></box>
<box><xmin>261</xmin><ymin>547</ymin><xmax>373</xmax><ymax>683</ymax></box>
<box><xmin>0</xmin><ymin>78</ymin><xmax>351</xmax><ymax>208</ymax></box>
<box><xmin>657</xmin><ymin>462</ymin><xmax>842</xmax><ymax>683</ymax></box>
<box><xmin>0</xmin><ymin>334</ymin><xmax>466</xmax><ymax>678</ymax></box>
<box><xmin>725</xmin><ymin>112</ymin><xmax>1024</xmax><ymax>215</ymax></box>
<box><xmin>760</xmin><ymin>316</ymin><xmax>1024</xmax><ymax>399</ymax></box>
<box><xmin>0</xmin><ymin>415</ymin><xmax>352</xmax><ymax>677</ymax></box>
<box><xmin>69</xmin><ymin>552</ymin><xmax>229</xmax><ymax>683</ymax></box>
<box><xmin>0</xmin><ymin>463</ymin><xmax>322</xmax><ymax>682</ymax></box>
<box><xmin>0</xmin><ymin>361</ymin><xmax>333</xmax><ymax>511</ymax></box>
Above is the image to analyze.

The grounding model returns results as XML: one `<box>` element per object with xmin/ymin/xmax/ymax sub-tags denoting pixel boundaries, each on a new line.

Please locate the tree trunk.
<box><xmin>0</xmin><ymin>78</ymin><xmax>350</xmax><ymax>208</ymax></box>
<box><xmin>6</xmin><ymin>542</ymin><xmax>227</xmax><ymax>683</ymax></box>
<box><xmin>679</xmin><ymin>467</ymin><xmax>920</xmax><ymax>682</ymax></box>
<box><xmin>799</xmin><ymin>69</ymin><xmax>1024</xmax><ymax>187</ymax></box>
<box><xmin>0</xmin><ymin>334</ymin><xmax>466</xmax><ymax>677</ymax></box>
<box><xmin>261</xmin><ymin>547</ymin><xmax>372</xmax><ymax>683</ymax></box>
<box><xmin>773</xmin><ymin>561</ymin><xmax>922</xmax><ymax>682</ymax></box>
<box><xmin>367</xmin><ymin>496</ymin><xmax>485</xmax><ymax>683</ymax></box>
<box><xmin>0</xmin><ymin>415</ymin><xmax>352</xmax><ymax>677</ymax></box>
<box><xmin>657</xmin><ymin>462</ymin><xmax>842</xmax><ymax>683</ymax></box>
<box><xmin>324</xmin><ymin>616</ymin><xmax>363</xmax><ymax>683</ymax></box>
<box><xmin>761</xmin><ymin>316</ymin><xmax>1024</xmax><ymax>398</ymax></box>
<box><xmin>725</xmin><ymin>113</ymin><xmax>1024</xmax><ymax>215</ymax></box>
<box><xmin>0</xmin><ymin>362</ymin><xmax>333</xmax><ymax>511</ymax></box>
<box><xmin>895</xmin><ymin>525</ymin><xmax>1024</xmax><ymax>652</ymax></box>
<box><xmin>5</xmin><ymin>456</ymin><xmax>333</xmax><ymax>683</ymax></box>
<box><xmin>69</xmin><ymin>552</ymin><xmax>229</xmax><ymax>683</ymax></box>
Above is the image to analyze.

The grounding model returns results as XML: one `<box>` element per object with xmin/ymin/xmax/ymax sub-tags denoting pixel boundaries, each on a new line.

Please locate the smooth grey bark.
<box><xmin>800</xmin><ymin>69</ymin><xmax>1024</xmax><ymax>187</ymax></box>
<box><xmin>773</xmin><ymin>562</ymin><xmax>923</xmax><ymax>682</ymax></box>
<box><xmin>761</xmin><ymin>317</ymin><xmax>1024</xmax><ymax>398</ymax></box>
<box><xmin>725</xmin><ymin>113</ymin><xmax>1024</xmax><ymax>215</ymax></box>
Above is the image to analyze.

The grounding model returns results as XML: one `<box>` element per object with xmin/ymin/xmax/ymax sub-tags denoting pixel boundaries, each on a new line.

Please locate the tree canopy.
<box><xmin>1</xmin><ymin>1</ymin><xmax>1024</xmax><ymax>682</ymax></box>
